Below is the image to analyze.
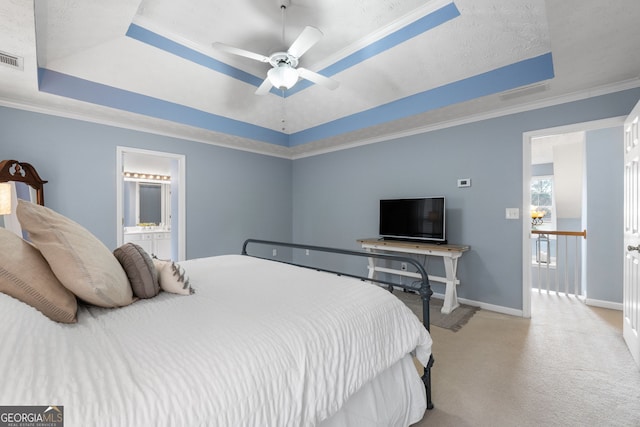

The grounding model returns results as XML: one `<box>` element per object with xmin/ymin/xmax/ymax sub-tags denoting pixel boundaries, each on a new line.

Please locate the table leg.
<box><xmin>441</xmin><ymin>257</ymin><xmax>460</xmax><ymax>314</ymax></box>
<box><xmin>365</xmin><ymin>248</ymin><xmax>376</xmax><ymax>281</ymax></box>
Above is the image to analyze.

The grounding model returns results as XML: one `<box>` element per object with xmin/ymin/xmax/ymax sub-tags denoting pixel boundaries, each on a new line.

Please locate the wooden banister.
<box><xmin>531</xmin><ymin>229</ymin><xmax>587</xmax><ymax>239</ymax></box>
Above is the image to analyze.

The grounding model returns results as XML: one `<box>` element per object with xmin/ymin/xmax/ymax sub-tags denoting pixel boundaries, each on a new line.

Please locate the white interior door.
<box><xmin>623</xmin><ymin>99</ymin><xmax>640</xmax><ymax>368</ymax></box>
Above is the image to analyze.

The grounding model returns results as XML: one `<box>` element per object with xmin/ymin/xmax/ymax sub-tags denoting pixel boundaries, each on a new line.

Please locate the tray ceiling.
<box><xmin>0</xmin><ymin>0</ymin><xmax>638</xmax><ymax>158</ymax></box>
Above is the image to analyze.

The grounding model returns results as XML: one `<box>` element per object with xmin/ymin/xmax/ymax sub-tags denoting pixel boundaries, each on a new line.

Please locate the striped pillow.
<box><xmin>114</xmin><ymin>243</ymin><xmax>160</xmax><ymax>299</ymax></box>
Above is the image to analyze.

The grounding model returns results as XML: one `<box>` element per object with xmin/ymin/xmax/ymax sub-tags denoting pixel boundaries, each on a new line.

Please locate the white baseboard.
<box><xmin>585</xmin><ymin>298</ymin><xmax>623</xmax><ymax>311</ymax></box>
<box><xmin>431</xmin><ymin>292</ymin><xmax>524</xmax><ymax>317</ymax></box>
<box><xmin>428</xmin><ymin>292</ymin><xmax>621</xmax><ymax>316</ymax></box>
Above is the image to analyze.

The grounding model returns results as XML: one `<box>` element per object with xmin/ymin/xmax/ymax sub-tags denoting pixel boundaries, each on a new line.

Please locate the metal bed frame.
<box><xmin>242</xmin><ymin>238</ymin><xmax>435</xmax><ymax>410</ymax></box>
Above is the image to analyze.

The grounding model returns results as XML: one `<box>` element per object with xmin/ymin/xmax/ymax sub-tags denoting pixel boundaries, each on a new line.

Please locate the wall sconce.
<box><xmin>0</xmin><ymin>183</ymin><xmax>11</xmax><ymax>215</ymax></box>
<box><xmin>531</xmin><ymin>209</ymin><xmax>544</xmax><ymax>227</ymax></box>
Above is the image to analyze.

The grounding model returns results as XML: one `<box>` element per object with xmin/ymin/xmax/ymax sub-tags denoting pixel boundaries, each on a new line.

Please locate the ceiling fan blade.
<box><xmin>287</xmin><ymin>26</ymin><xmax>323</xmax><ymax>59</ymax></box>
<box><xmin>297</xmin><ymin>68</ymin><xmax>339</xmax><ymax>90</ymax></box>
<box><xmin>255</xmin><ymin>77</ymin><xmax>273</xmax><ymax>95</ymax></box>
<box><xmin>212</xmin><ymin>42</ymin><xmax>270</xmax><ymax>63</ymax></box>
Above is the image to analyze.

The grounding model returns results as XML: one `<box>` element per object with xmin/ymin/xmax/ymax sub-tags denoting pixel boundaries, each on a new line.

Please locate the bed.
<box><xmin>0</xmin><ymin>160</ymin><xmax>435</xmax><ymax>426</ymax></box>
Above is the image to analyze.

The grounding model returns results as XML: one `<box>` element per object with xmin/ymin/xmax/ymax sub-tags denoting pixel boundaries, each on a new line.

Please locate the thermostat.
<box><xmin>457</xmin><ymin>178</ymin><xmax>471</xmax><ymax>188</ymax></box>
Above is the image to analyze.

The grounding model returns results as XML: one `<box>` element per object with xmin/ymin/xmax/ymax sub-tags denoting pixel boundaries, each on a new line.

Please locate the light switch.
<box><xmin>505</xmin><ymin>208</ymin><xmax>520</xmax><ymax>219</ymax></box>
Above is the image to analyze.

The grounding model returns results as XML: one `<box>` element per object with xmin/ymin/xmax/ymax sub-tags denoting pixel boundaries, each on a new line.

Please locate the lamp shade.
<box><xmin>0</xmin><ymin>183</ymin><xmax>11</xmax><ymax>215</ymax></box>
<box><xmin>268</xmin><ymin>63</ymin><xmax>299</xmax><ymax>90</ymax></box>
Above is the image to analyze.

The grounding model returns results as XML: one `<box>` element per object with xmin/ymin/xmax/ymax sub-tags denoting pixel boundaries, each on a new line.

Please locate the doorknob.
<box><xmin>628</xmin><ymin>245</ymin><xmax>640</xmax><ymax>252</ymax></box>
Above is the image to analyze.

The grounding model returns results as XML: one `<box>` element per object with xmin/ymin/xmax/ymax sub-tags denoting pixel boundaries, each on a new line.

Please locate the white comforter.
<box><xmin>0</xmin><ymin>255</ymin><xmax>431</xmax><ymax>426</ymax></box>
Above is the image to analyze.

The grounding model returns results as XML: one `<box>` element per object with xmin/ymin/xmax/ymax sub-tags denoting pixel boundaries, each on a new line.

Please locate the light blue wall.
<box><xmin>532</xmin><ymin>163</ymin><xmax>553</xmax><ymax>176</ymax></box>
<box><xmin>1</xmin><ymin>88</ymin><xmax>638</xmax><ymax>311</ymax></box>
<box><xmin>0</xmin><ymin>107</ymin><xmax>293</xmax><ymax>258</ymax></box>
<box><xmin>584</xmin><ymin>126</ymin><xmax>624</xmax><ymax>303</ymax></box>
<box><xmin>292</xmin><ymin>88</ymin><xmax>640</xmax><ymax>311</ymax></box>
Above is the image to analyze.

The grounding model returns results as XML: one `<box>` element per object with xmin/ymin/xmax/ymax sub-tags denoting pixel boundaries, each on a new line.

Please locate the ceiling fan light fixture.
<box><xmin>268</xmin><ymin>63</ymin><xmax>299</xmax><ymax>90</ymax></box>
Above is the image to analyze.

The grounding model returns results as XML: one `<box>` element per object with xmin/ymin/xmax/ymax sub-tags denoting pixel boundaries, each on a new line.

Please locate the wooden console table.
<box><xmin>357</xmin><ymin>238</ymin><xmax>470</xmax><ymax>314</ymax></box>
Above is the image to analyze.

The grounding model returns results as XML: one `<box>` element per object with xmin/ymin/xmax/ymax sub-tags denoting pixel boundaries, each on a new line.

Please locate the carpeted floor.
<box><xmin>393</xmin><ymin>291</ymin><xmax>479</xmax><ymax>332</ymax></box>
<box><xmin>410</xmin><ymin>291</ymin><xmax>640</xmax><ymax>426</ymax></box>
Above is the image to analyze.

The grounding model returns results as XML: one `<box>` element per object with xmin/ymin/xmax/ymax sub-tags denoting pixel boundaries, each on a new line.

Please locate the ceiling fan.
<box><xmin>212</xmin><ymin>1</ymin><xmax>339</xmax><ymax>95</ymax></box>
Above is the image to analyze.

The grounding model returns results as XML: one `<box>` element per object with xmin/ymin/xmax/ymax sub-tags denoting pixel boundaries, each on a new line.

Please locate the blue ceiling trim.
<box><xmin>285</xmin><ymin>2</ymin><xmax>461</xmax><ymax>97</ymax></box>
<box><xmin>126</xmin><ymin>2</ymin><xmax>460</xmax><ymax>98</ymax></box>
<box><xmin>37</xmin><ymin>68</ymin><xmax>288</xmax><ymax>146</ymax></box>
<box><xmin>126</xmin><ymin>24</ymin><xmax>263</xmax><ymax>87</ymax></box>
<box><xmin>288</xmin><ymin>52</ymin><xmax>555</xmax><ymax>146</ymax></box>
<box><xmin>35</xmin><ymin>51</ymin><xmax>554</xmax><ymax>149</ymax></box>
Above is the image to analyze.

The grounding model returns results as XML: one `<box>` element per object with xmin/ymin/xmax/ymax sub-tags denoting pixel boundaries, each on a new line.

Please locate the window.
<box><xmin>531</xmin><ymin>176</ymin><xmax>556</xmax><ymax>230</ymax></box>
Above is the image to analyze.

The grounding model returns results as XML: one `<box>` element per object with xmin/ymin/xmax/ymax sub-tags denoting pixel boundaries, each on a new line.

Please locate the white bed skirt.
<box><xmin>321</xmin><ymin>354</ymin><xmax>426</xmax><ymax>427</ymax></box>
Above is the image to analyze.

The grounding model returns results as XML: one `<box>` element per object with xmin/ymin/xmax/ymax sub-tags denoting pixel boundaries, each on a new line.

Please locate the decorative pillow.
<box><xmin>16</xmin><ymin>200</ymin><xmax>133</xmax><ymax>308</ymax></box>
<box><xmin>153</xmin><ymin>258</ymin><xmax>194</xmax><ymax>295</ymax></box>
<box><xmin>0</xmin><ymin>227</ymin><xmax>77</xmax><ymax>323</ymax></box>
<box><xmin>113</xmin><ymin>243</ymin><xmax>160</xmax><ymax>299</ymax></box>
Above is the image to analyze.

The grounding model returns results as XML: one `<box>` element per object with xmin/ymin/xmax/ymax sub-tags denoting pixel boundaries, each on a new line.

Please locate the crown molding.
<box><xmin>292</xmin><ymin>77</ymin><xmax>640</xmax><ymax>159</ymax></box>
<box><xmin>1</xmin><ymin>76</ymin><xmax>639</xmax><ymax>161</ymax></box>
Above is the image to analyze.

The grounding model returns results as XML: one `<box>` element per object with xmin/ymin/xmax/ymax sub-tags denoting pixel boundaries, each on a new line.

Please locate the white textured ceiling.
<box><xmin>531</xmin><ymin>132</ymin><xmax>584</xmax><ymax>165</ymax></box>
<box><xmin>0</xmin><ymin>0</ymin><xmax>639</xmax><ymax>158</ymax></box>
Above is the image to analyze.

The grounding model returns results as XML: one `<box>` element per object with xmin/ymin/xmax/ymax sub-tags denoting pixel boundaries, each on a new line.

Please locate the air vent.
<box><xmin>0</xmin><ymin>50</ymin><xmax>23</xmax><ymax>70</ymax></box>
<box><xmin>500</xmin><ymin>83</ymin><xmax>548</xmax><ymax>101</ymax></box>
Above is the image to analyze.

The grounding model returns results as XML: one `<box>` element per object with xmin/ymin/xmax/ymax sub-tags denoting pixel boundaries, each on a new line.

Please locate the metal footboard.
<box><xmin>241</xmin><ymin>238</ymin><xmax>435</xmax><ymax>410</ymax></box>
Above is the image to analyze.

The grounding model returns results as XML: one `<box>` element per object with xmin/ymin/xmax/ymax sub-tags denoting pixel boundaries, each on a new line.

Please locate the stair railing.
<box><xmin>531</xmin><ymin>229</ymin><xmax>587</xmax><ymax>296</ymax></box>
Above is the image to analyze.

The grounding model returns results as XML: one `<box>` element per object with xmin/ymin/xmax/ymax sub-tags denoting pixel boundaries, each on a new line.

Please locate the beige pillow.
<box><xmin>0</xmin><ymin>227</ymin><xmax>77</xmax><ymax>323</ymax></box>
<box><xmin>113</xmin><ymin>243</ymin><xmax>160</xmax><ymax>299</ymax></box>
<box><xmin>153</xmin><ymin>259</ymin><xmax>194</xmax><ymax>295</ymax></box>
<box><xmin>16</xmin><ymin>200</ymin><xmax>133</xmax><ymax>307</ymax></box>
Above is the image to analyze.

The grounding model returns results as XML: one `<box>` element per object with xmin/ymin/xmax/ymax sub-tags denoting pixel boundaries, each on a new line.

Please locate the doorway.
<box><xmin>521</xmin><ymin>117</ymin><xmax>625</xmax><ymax>318</ymax></box>
<box><xmin>116</xmin><ymin>147</ymin><xmax>186</xmax><ymax>261</ymax></box>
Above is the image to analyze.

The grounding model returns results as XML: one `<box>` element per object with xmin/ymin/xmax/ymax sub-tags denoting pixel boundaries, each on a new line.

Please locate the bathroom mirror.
<box><xmin>139</xmin><ymin>183</ymin><xmax>161</xmax><ymax>224</ymax></box>
<box><xmin>123</xmin><ymin>180</ymin><xmax>170</xmax><ymax>227</ymax></box>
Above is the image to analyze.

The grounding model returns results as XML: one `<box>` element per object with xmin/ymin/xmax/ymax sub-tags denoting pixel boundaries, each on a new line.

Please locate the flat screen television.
<box><xmin>379</xmin><ymin>197</ymin><xmax>446</xmax><ymax>243</ymax></box>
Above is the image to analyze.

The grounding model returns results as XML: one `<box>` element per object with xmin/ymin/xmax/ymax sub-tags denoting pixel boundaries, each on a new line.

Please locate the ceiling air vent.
<box><xmin>499</xmin><ymin>83</ymin><xmax>548</xmax><ymax>101</ymax></box>
<box><xmin>0</xmin><ymin>50</ymin><xmax>23</xmax><ymax>71</ymax></box>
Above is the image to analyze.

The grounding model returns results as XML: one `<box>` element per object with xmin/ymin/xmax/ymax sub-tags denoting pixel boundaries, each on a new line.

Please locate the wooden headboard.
<box><xmin>0</xmin><ymin>160</ymin><xmax>47</xmax><ymax>206</ymax></box>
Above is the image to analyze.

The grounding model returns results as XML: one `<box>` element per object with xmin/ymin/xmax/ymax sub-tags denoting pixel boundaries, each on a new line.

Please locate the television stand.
<box><xmin>380</xmin><ymin>236</ymin><xmax>448</xmax><ymax>245</ymax></box>
<box><xmin>357</xmin><ymin>238</ymin><xmax>470</xmax><ymax>314</ymax></box>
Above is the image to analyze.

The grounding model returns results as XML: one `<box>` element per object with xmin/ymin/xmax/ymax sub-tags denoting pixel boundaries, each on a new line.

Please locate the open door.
<box><xmin>623</xmin><ymin>99</ymin><xmax>640</xmax><ymax>369</ymax></box>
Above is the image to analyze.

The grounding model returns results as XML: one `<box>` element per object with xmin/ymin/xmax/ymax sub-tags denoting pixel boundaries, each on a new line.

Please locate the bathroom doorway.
<box><xmin>116</xmin><ymin>147</ymin><xmax>186</xmax><ymax>261</ymax></box>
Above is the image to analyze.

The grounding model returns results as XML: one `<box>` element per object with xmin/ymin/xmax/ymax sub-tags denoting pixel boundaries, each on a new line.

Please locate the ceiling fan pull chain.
<box><xmin>281</xmin><ymin>89</ymin><xmax>286</xmax><ymax>131</ymax></box>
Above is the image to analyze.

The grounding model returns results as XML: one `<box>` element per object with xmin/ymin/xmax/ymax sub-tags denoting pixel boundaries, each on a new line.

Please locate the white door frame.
<box><xmin>521</xmin><ymin>116</ymin><xmax>625</xmax><ymax>318</ymax></box>
<box><xmin>116</xmin><ymin>146</ymin><xmax>186</xmax><ymax>261</ymax></box>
